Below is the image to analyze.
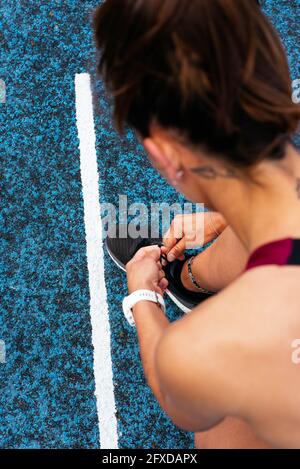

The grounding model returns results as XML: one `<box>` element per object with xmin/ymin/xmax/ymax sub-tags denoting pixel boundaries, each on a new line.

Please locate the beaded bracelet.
<box><xmin>187</xmin><ymin>256</ymin><xmax>216</xmax><ymax>295</ymax></box>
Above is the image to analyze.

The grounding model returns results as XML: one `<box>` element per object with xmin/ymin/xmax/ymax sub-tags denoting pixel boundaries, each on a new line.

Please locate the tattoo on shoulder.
<box><xmin>296</xmin><ymin>178</ymin><xmax>300</xmax><ymax>199</ymax></box>
<box><xmin>191</xmin><ymin>166</ymin><xmax>238</xmax><ymax>180</ymax></box>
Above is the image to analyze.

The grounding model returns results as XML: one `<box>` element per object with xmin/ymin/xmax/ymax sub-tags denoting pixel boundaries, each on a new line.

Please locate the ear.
<box><xmin>143</xmin><ymin>138</ymin><xmax>178</xmax><ymax>181</ymax></box>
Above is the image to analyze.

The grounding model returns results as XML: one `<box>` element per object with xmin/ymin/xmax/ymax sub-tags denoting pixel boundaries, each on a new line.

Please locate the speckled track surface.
<box><xmin>0</xmin><ymin>0</ymin><xmax>299</xmax><ymax>449</ymax></box>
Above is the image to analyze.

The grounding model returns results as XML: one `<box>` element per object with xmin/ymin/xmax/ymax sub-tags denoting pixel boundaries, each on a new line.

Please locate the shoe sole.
<box><xmin>105</xmin><ymin>241</ymin><xmax>191</xmax><ymax>314</ymax></box>
<box><xmin>106</xmin><ymin>243</ymin><xmax>127</xmax><ymax>272</ymax></box>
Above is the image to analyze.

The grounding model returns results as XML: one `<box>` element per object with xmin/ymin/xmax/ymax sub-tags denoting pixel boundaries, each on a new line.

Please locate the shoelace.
<box><xmin>156</xmin><ymin>241</ymin><xmax>168</xmax><ymax>264</ymax></box>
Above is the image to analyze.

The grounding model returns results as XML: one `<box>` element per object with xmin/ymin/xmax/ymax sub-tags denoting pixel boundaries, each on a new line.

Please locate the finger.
<box><xmin>155</xmin><ymin>287</ymin><xmax>163</xmax><ymax>296</ymax></box>
<box><xmin>133</xmin><ymin>245</ymin><xmax>161</xmax><ymax>262</ymax></box>
<box><xmin>160</xmin><ymin>246</ymin><xmax>168</xmax><ymax>265</ymax></box>
<box><xmin>158</xmin><ymin>269</ymin><xmax>165</xmax><ymax>281</ymax></box>
<box><xmin>157</xmin><ymin>261</ymin><xmax>162</xmax><ymax>270</ymax></box>
<box><xmin>163</xmin><ymin>217</ymin><xmax>183</xmax><ymax>250</ymax></box>
<box><xmin>163</xmin><ymin>227</ymin><xmax>178</xmax><ymax>250</ymax></box>
<box><xmin>147</xmin><ymin>246</ymin><xmax>162</xmax><ymax>262</ymax></box>
<box><xmin>159</xmin><ymin>277</ymin><xmax>169</xmax><ymax>291</ymax></box>
<box><xmin>167</xmin><ymin>237</ymin><xmax>186</xmax><ymax>262</ymax></box>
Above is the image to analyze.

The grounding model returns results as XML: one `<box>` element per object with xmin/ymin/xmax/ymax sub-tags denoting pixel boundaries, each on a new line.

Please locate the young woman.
<box><xmin>94</xmin><ymin>0</ymin><xmax>300</xmax><ymax>448</ymax></box>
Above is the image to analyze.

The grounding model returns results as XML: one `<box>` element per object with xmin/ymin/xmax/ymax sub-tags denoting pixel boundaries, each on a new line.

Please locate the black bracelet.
<box><xmin>187</xmin><ymin>256</ymin><xmax>216</xmax><ymax>295</ymax></box>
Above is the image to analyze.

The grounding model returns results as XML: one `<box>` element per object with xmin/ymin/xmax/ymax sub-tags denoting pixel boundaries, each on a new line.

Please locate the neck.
<box><xmin>211</xmin><ymin>144</ymin><xmax>300</xmax><ymax>254</ymax></box>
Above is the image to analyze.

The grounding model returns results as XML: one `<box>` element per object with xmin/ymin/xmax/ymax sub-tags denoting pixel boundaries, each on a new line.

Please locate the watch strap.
<box><xmin>122</xmin><ymin>290</ymin><xmax>165</xmax><ymax>327</ymax></box>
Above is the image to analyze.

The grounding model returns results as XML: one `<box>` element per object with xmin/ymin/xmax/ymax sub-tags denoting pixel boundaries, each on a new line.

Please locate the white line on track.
<box><xmin>75</xmin><ymin>72</ymin><xmax>118</xmax><ymax>449</ymax></box>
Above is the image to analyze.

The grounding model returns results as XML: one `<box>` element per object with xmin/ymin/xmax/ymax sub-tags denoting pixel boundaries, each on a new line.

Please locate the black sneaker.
<box><xmin>105</xmin><ymin>226</ymin><xmax>212</xmax><ymax>313</ymax></box>
<box><xmin>164</xmin><ymin>258</ymin><xmax>213</xmax><ymax>313</ymax></box>
<box><xmin>105</xmin><ymin>225</ymin><xmax>163</xmax><ymax>271</ymax></box>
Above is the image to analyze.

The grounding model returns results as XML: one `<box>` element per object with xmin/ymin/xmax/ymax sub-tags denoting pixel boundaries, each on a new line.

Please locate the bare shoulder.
<box><xmin>158</xmin><ymin>266</ymin><xmax>300</xmax><ymax>429</ymax></box>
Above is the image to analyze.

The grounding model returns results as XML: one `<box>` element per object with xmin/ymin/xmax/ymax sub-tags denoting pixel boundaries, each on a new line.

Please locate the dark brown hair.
<box><xmin>94</xmin><ymin>0</ymin><xmax>300</xmax><ymax>168</ymax></box>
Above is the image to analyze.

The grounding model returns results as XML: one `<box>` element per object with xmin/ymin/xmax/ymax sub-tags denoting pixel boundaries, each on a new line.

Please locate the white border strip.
<box><xmin>75</xmin><ymin>72</ymin><xmax>118</xmax><ymax>449</ymax></box>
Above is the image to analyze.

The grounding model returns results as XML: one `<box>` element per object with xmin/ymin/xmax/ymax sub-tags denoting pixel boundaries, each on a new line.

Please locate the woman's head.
<box><xmin>94</xmin><ymin>0</ymin><xmax>300</xmax><ymax>201</ymax></box>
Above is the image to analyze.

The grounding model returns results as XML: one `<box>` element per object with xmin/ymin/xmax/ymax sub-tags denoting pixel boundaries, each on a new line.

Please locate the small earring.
<box><xmin>176</xmin><ymin>169</ymin><xmax>184</xmax><ymax>179</ymax></box>
<box><xmin>172</xmin><ymin>169</ymin><xmax>184</xmax><ymax>186</ymax></box>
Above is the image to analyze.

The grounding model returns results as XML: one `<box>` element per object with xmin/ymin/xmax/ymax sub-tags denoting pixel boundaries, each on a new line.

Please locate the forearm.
<box><xmin>132</xmin><ymin>301</ymin><xmax>201</xmax><ymax>430</ymax></box>
<box><xmin>182</xmin><ymin>226</ymin><xmax>248</xmax><ymax>292</ymax></box>
<box><xmin>132</xmin><ymin>300</ymin><xmax>222</xmax><ymax>432</ymax></box>
<box><xmin>132</xmin><ymin>300</ymin><xmax>170</xmax><ymax>406</ymax></box>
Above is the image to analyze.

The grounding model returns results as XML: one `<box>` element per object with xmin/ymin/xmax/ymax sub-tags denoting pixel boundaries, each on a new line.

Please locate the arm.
<box><xmin>132</xmin><ymin>300</ymin><xmax>211</xmax><ymax>430</ymax></box>
<box><xmin>126</xmin><ymin>246</ymin><xmax>227</xmax><ymax>432</ymax></box>
<box><xmin>132</xmin><ymin>300</ymin><xmax>169</xmax><ymax>404</ymax></box>
<box><xmin>154</xmin><ymin>322</ymin><xmax>226</xmax><ymax>432</ymax></box>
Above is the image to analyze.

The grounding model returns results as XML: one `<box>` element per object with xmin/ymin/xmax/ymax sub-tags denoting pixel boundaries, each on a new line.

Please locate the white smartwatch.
<box><xmin>122</xmin><ymin>289</ymin><xmax>166</xmax><ymax>327</ymax></box>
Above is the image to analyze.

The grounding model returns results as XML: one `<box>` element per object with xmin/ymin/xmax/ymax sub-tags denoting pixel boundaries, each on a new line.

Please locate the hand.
<box><xmin>163</xmin><ymin>212</ymin><xmax>227</xmax><ymax>262</ymax></box>
<box><xmin>126</xmin><ymin>246</ymin><xmax>169</xmax><ymax>295</ymax></box>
